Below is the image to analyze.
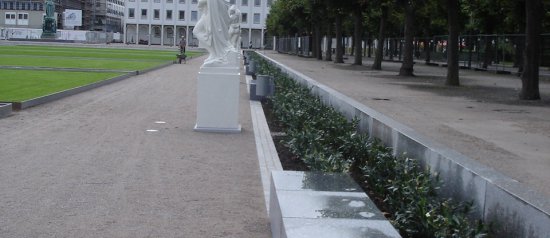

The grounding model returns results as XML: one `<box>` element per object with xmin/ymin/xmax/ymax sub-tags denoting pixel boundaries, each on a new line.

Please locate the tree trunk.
<box><xmin>446</xmin><ymin>0</ymin><xmax>460</xmax><ymax>86</ymax></box>
<box><xmin>520</xmin><ymin>0</ymin><xmax>542</xmax><ymax>100</ymax></box>
<box><xmin>312</xmin><ymin>25</ymin><xmax>318</xmax><ymax>59</ymax></box>
<box><xmin>368</xmin><ymin>38</ymin><xmax>372</xmax><ymax>58</ymax></box>
<box><xmin>482</xmin><ymin>35</ymin><xmax>493</xmax><ymax>69</ymax></box>
<box><xmin>399</xmin><ymin>3</ymin><xmax>415</xmax><ymax>76</ymax></box>
<box><xmin>335</xmin><ymin>13</ymin><xmax>344</xmax><ymax>63</ymax></box>
<box><xmin>325</xmin><ymin>24</ymin><xmax>333</xmax><ymax>61</ymax></box>
<box><xmin>424</xmin><ymin>38</ymin><xmax>431</xmax><ymax>63</ymax></box>
<box><xmin>353</xmin><ymin>8</ymin><xmax>363</xmax><ymax>65</ymax></box>
<box><xmin>316</xmin><ymin>24</ymin><xmax>323</xmax><ymax>60</ymax></box>
<box><xmin>467</xmin><ymin>34</ymin><xmax>474</xmax><ymax>68</ymax></box>
<box><xmin>372</xmin><ymin>6</ymin><xmax>387</xmax><ymax>70</ymax></box>
<box><xmin>350</xmin><ymin>37</ymin><xmax>355</xmax><ymax>56</ymax></box>
<box><xmin>313</xmin><ymin>24</ymin><xmax>322</xmax><ymax>60</ymax></box>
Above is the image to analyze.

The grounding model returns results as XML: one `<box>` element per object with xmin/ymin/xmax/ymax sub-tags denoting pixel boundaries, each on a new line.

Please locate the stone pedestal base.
<box><xmin>194</xmin><ymin>65</ymin><xmax>241</xmax><ymax>133</ymax></box>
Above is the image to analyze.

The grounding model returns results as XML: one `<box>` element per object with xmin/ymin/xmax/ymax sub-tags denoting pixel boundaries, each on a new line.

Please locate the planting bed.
<box><xmin>253</xmin><ymin>53</ymin><xmax>489</xmax><ymax>238</ymax></box>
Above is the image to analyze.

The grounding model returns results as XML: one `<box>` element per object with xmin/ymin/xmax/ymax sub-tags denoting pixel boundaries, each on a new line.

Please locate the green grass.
<box><xmin>0</xmin><ymin>45</ymin><xmax>203</xmax><ymax>102</ymax></box>
<box><xmin>0</xmin><ymin>55</ymin><xmax>163</xmax><ymax>71</ymax></box>
<box><xmin>0</xmin><ymin>45</ymin><xmax>200</xmax><ymax>61</ymax></box>
<box><xmin>0</xmin><ymin>69</ymin><xmax>123</xmax><ymax>101</ymax></box>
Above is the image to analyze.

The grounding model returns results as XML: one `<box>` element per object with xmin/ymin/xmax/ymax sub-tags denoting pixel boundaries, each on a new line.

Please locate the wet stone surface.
<box><xmin>283</xmin><ymin>218</ymin><xmax>401</xmax><ymax>238</ymax></box>
<box><xmin>271</xmin><ymin>171</ymin><xmax>363</xmax><ymax>192</ymax></box>
<box><xmin>270</xmin><ymin>171</ymin><xmax>401</xmax><ymax>238</ymax></box>
<box><xmin>277</xmin><ymin>191</ymin><xmax>384</xmax><ymax>220</ymax></box>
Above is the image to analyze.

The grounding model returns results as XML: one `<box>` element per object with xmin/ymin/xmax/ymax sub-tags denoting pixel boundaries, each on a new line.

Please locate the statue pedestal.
<box><xmin>194</xmin><ymin>65</ymin><xmax>241</xmax><ymax>133</ymax></box>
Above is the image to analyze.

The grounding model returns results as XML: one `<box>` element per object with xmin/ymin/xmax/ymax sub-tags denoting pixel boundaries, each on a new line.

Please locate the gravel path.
<box><xmin>263</xmin><ymin>51</ymin><xmax>550</xmax><ymax>199</ymax></box>
<box><xmin>0</xmin><ymin>56</ymin><xmax>270</xmax><ymax>237</ymax></box>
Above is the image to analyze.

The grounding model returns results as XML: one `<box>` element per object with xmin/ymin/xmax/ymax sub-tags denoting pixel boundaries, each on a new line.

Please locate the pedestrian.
<box><xmin>249</xmin><ymin>41</ymin><xmax>252</xmax><ymax>49</ymax></box>
<box><xmin>179</xmin><ymin>36</ymin><xmax>186</xmax><ymax>53</ymax></box>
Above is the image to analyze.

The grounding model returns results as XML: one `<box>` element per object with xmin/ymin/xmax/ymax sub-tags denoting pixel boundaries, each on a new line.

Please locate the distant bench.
<box><xmin>269</xmin><ymin>171</ymin><xmax>401</xmax><ymax>238</ymax></box>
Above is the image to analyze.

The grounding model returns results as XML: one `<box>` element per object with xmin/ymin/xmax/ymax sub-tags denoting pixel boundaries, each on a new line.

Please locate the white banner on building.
<box><xmin>64</xmin><ymin>10</ymin><xmax>82</xmax><ymax>27</ymax></box>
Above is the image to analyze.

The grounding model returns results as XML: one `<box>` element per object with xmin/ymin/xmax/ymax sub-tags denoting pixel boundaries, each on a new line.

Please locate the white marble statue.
<box><xmin>193</xmin><ymin>0</ymin><xmax>238</xmax><ymax>66</ymax></box>
<box><xmin>228</xmin><ymin>5</ymin><xmax>241</xmax><ymax>50</ymax></box>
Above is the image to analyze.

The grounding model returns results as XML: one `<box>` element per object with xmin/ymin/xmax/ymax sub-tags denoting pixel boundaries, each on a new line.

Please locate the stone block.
<box><xmin>283</xmin><ymin>218</ymin><xmax>401</xmax><ymax>238</ymax></box>
<box><xmin>270</xmin><ymin>171</ymin><xmax>401</xmax><ymax>238</ymax></box>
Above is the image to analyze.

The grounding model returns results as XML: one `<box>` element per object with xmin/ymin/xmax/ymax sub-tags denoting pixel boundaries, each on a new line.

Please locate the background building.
<box><xmin>124</xmin><ymin>0</ymin><xmax>272</xmax><ymax>48</ymax></box>
<box><xmin>0</xmin><ymin>0</ymin><xmax>124</xmax><ymax>33</ymax></box>
<box><xmin>0</xmin><ymin>0</ymin><xmax>47</xmax><ymax>30</ymax></box>
<box><xmin>83</xmin><ymin>0</ymin><xmax>125</xmax><ymax>32</ymax></box>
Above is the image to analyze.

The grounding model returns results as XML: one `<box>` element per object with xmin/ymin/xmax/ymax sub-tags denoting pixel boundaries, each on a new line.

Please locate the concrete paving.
<box><xmin>0</xmin><ymin>55</ymin><xmax>270</xmax><ymax>237</ymax></box>
<box><xmin>261</xmin><ymin>50</ymin><xmax>550</xmax><ymax>199</ymax></box>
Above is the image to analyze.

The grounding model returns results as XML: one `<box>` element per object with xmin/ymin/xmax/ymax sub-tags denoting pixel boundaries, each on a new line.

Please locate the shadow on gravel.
<box><xmin>403</xmin><ymin>82</ymin><xmax>550</xmax><ymax>107</ymax></box>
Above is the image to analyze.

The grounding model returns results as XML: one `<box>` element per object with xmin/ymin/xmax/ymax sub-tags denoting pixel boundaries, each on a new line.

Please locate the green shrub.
<box><xmin>250</xmin><ymin>52</ymin><xmax>488</xmax><ymax>238</ymax></box>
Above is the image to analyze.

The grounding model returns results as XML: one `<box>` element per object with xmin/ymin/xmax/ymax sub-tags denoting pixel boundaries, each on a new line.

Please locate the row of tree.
<box><xmin>266</xmin><ymin>0</ymin><xmax>550</xmax><ymax>100</ymax></box>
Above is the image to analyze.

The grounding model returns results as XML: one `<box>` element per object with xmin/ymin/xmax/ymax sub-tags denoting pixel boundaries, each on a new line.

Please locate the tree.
<box><xmin>352</xmin><ymin>1</ymin><xmax>367</xmax><ymax>65</ymax></box>
<box><xmin>520</xmin><ymin>0</ymin><xmax>543</xmax><ymax>100</ymax></box>
<box><xmin>446</xmin><ymin>0</ymin><xmax>460</xmax><ymax>86</ymax></box>
<box><xmin>399</xmin><ymin>0</ymin><xmax>416</xmax><ymax>76</ymax></box>
<box><xmin>372</xmin><ymin>5</ymin><xmax>388</xmax><ymax>70</ymax></box>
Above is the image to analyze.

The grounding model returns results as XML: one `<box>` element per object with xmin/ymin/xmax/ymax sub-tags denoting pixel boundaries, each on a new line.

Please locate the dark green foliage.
<box><xmin>251</xmin><ymin>52</ymin><xmax>488</xmax><ymax>238</ymax></box>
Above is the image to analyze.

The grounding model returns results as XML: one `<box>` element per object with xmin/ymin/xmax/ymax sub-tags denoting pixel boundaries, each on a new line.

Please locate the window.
<box><xmin>17</xmin><ymin>12</ymin><xmax>28</xmax><ymax>25</ymax></box>
<box><xmin>128</xmin><ymin>8</ymin><xmax>135</xmax><ymax>18</ymax></box>
<box><xmin>178</xmin><ymin>10</ymin><xmax>184</xmax><ymax>20</ymax></box>
<box><xmin>191</xmin><ymin>10</ymin><xmax>197</xmax><ymax>21</ymax></box>
<box><xmin>267</xmin><ymin>0</ymin><xmax>272</xmax><ymax>7</ymax></box>
<box><xmin>141</xmin><ymin>0</ymin><xmax>147</xmax><ymax>2</ymax></box>
<box><xmin>154</xmin><ymin>0</ymin><xmax>160</xmax><ymax>3</ymax></box>
<box><xmin>167</xmin><ymin>0</ymin><xmax>173</xmax><ymax>3</ymax></box>
<box><xmin>166</xmin><ymin>10</ymin><xmax>172</xmax><ymax>20</ymax></box>
<box><xmin>153</xmin><ymin>26</ymin><xmax>161</xmax><ymax>37</ymax></box>
<box><xmin>166</xmin><ymin>27</ymin><xmax>173</xmax><ymax>38</ymax></box>
<box><xmin>229</xmin><ymin>0</ymin><xmax>235</xmax><ymax>4</ymax></box>
<box><xmin>191</xmin><ymin>0</ymin><xmax>196</xmax><ymax>3</ymax></box>
<box><xmin>241</xmin><ymin>0</ymin><xmax>247</xmax><ymax>6</ymax></box>
<box><xmin>241</xmin><ymin>13</ymin><xmax>247</xmax><ymax>23</ymax></box>
<box><xmin>178</xmin><ymin>0</ymin><xmax>185</xmax><ymax>3</ymax></box>
<box><xmin>253</xmin><ymin>13</ymin><xmax>260</xmax><ymax>24</ymax></box>
<box><xmin>5</xmin><ymin>12</ymin><xmax>16</xmax><ymax>24</ymax></box>
<box><xmin>141</xmin><ymin>9</ymin><xmax>147</xmax><ymax>18</ymax></box>
<box><xmin>3</xmin><ymin>2</ymin><xmax>7</xmax><ymax>9</ymax></box>
<box><xmin>254</xmin><ymin>0</ymin><xmax>260</xmax><ymax>7</ymax></box>
<box><xmin>154</xmin><ymin>9</ymin><xmax>159</xmax><ymax>19</ymax></box>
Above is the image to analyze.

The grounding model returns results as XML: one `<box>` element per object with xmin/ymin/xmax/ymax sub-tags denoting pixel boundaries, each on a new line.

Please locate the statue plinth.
<box><xmin>194</xmin><ymin>53</ymin><xmax>241</xmax><ymax>133</ymax></box>
<box><xmin>41</xmin><ymin>16</ymin><xmax>57</xmax><ymax>39</ymax></box>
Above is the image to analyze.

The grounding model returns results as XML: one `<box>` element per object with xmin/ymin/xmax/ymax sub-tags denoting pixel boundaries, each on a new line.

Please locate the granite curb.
<box><xmin>0</xmin><ymin>103</ymin><xmax>12</xmax><ymax>118</ymax></box>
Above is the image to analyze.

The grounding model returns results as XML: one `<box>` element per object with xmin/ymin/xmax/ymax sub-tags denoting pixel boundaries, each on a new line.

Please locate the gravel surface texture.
<box><xmin>0</xmin><ymin>55</ymin><xmax>270</xmax><ymax>238</ymax></box>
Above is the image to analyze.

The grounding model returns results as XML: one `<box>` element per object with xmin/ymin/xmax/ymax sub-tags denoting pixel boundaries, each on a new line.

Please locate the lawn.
<box><xmin>0</xmin><ymin>69</ymin><xmax>122</xmax><ymax>101</ymax></box>
<box><xmin>0</xmin><ymin>45</ymin><xmax>202</xmax><ymax>102</ymax></box>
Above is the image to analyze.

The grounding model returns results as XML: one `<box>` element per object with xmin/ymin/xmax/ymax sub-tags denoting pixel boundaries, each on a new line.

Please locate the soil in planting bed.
<box><xmin>261</xmin><ymin>100</ymin><xmax>309</xmax><ymax>171</ymax></box>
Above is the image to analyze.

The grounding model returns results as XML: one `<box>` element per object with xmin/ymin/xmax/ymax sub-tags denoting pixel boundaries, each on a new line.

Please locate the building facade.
<box><xmin>0</xmin><ymin>0</ymin><xmax>46</xmax><ymax>30</ymax></box>
<box><xmin>83</xmin><ymin>0</ymin><xmax>125</xmax><ymax>32</ymax></box>
<box><xmin>0</xmin><ymin>0</ymin><xmax>124</xmax><ymax>33</ymax></box>
<box><xmin>124</xmin><ymin>0</ymin><xmax>272</xmax><ymax>48</ymax></box>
